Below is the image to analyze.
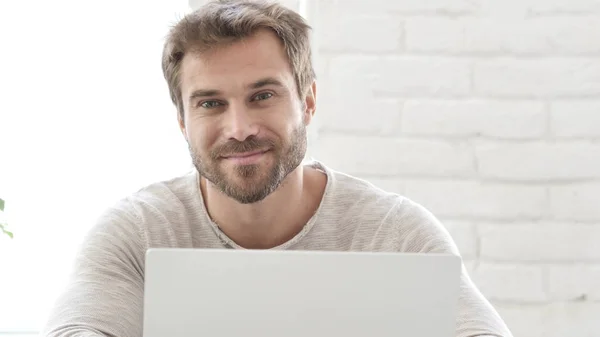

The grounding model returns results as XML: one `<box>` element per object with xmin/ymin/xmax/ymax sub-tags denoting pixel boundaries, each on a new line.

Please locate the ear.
<box><xmin>302</xmin><ymin>81</ymin><xmax>317</xmax><ymax>125</ymax></box>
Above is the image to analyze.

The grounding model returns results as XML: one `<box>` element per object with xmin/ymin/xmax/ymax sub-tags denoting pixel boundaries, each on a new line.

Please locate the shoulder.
<box><xmin>85</xmin><ymin>170</ymin><xmax>200</xmax><ymax>245</ymax></box>
<box><xmin>125</xmin><ymin>169</ymin><xmax>199</xmax><ymax>210</ymax></box>
<box><xmin>106</xmin><ymin>169</ymin><xmax>200</xmax><ymax>221</ymax></box>
<box><xmin>315</xmin><ymin>161</ymin><xmax>460</xmax><ymax>255</ymax></box>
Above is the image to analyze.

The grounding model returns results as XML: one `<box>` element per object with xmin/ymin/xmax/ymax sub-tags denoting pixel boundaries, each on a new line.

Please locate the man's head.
<box><xmin>162</xmin><ymin>0</ymin><xmax>316</xmax><ymax>204</ymax></box>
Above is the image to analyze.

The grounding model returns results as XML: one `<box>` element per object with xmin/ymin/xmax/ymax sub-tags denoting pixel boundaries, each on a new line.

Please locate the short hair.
<box><xmin>162</xmin><ymin>0</ymin><xmax>315</xmax><ymax>118</ymax></box>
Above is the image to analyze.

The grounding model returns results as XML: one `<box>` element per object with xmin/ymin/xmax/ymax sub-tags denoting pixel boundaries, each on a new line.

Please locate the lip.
<box><xmin>222</xmin><ymin>149</ymin><xmax>269</xmax><ymax>165</ymax></box>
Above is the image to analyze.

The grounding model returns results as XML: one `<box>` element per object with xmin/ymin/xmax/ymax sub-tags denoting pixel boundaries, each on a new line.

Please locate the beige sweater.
<box><xmin>42</xmin><ymin>160</ymin><xmax>512</xmax><ymax>337</ymax></box>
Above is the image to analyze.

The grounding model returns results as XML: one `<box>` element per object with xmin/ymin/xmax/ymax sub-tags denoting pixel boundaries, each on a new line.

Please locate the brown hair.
<box><xmin>162</xmin><ymin>0</ymin><xmax>315</xmax><ymax>118</ymax></box>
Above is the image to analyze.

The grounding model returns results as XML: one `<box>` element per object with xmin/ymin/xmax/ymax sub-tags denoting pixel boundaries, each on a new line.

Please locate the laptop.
<box><xmin>142</xmin><ymin>248</ymin><xmax>461</xmax><ymax>337</ymax></box>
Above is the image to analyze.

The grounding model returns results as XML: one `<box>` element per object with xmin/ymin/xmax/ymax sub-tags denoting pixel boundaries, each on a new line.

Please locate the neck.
<box><xmin>200</xmin><ymin>164</ymin><xmax>326</xmax><ymax>249</ymax></box>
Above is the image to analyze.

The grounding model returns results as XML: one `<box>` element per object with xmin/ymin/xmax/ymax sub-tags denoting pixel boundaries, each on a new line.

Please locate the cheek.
<box><xmin>269</xmin><ymin>103</ymin><xmax>303</xmax><ymax>137</ymax></box>
<box><xmin>186</xmin><ymin>120</ymin><xmax>217</xmax><ymax>151</ymax></box>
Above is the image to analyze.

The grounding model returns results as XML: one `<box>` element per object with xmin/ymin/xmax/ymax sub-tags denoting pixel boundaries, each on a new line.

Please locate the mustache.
<box><xmin>211</xmin><ymin>136</ymin><xmax>276</xmax><ymax>159</ymax></box>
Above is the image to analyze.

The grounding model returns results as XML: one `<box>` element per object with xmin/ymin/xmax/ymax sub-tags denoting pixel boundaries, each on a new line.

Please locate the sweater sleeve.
<box><xmin>42</xmin><ymin>199</ymin><xmax>147</xmax><ymax>337</ymax></box>
<box><xmin>396</xmin><ymin>197</ymin><xmax>514</xmax><ymax>337</ymax></box>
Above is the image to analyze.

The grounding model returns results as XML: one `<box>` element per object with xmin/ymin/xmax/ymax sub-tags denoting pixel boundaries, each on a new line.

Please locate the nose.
<box><xmin>222</xmin><ymin>102</ymin><xmax>259</xmax><ymax>142</ymax></box>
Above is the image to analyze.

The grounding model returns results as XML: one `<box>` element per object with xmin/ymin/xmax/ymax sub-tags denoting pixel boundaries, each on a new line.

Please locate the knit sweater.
<box><xmin>42</xmin><ymin>160</ymin><xmax>512</xmax><ymax>337</ymax></box>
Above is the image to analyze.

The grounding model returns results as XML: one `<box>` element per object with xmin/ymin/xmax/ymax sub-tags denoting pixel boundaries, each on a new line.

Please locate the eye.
<box><xmin>252</xmin><ymin>92</ymin><xmax>273</xmax><ymax>101</ymax></box>
<box><xmin>199</xmin><ymin>100</ymin><xmax>223</xmax><ymax>109</ymax></box>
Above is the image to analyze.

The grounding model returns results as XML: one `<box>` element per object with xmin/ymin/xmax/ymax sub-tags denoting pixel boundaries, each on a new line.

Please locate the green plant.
<box><xmin>0</xmin><ymin>198</ymin><xmax>13</xmax><ymax>239</ymax></box>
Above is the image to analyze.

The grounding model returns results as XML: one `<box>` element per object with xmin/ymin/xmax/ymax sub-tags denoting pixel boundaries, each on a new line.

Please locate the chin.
<box><xmin>225</xmin><ymin>181</ymin><xmax>276</xmax><ymax>204</ymax></box>
<box><xmin>229</xmin><ymin>169</ymin><xmax>271</xmax><ymax>187</ymax></box>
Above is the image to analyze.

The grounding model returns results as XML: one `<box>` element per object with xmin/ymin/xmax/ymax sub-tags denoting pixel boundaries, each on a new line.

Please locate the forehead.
<box><xmin>179</xmin><ymin>29</ymin><xmax>295</xmax><ymax>95</ymax></box>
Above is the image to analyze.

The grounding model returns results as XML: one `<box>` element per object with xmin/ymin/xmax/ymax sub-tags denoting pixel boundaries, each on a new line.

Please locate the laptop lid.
<box><xmin>143</xmin><ymin>249</ymin><xmax>461</xmax><ymax>337</ymax></box>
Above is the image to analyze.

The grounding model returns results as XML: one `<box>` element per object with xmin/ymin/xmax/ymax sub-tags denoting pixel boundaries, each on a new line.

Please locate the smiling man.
<box><xmin>42</xmin><ymin>0</ymin><xmax>512</xmax><ymax>336</ymax></box>
<box><xmin>174</xmin><ymin>25</ymin><xmax>324</xmax><ymax>248</ymax></box>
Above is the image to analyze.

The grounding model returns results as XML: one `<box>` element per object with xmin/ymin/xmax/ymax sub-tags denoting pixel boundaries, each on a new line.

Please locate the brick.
<box><xmin>475</xmin><ymin>141</ymin><xmax>600</xmax><ymax>181</ymax></box>
<box><xmin>548</xmin><ymin>265</ymin><xmax>600</xmax><ymax>301</ymax></box>
<box><xmin>496</xmin><ymin>303</ymin><xmax>600</xmax><ymax>337</ymax></box>
<box><xmin>471</xmin><ymin>263</ymin><xmax>547</xmax><ymax>302</ymax></box>
<box><xmin>401</xmin><ymin>100</ymin><xmax>545</xmax><ymax>139</ymax></box>
<box><xmin>442</xmin><ymin>221</ymin><xmax>478</xmax><ymax>259</ymax></box>
<box><xmin>474</xmin><ymin>58</ymin><xmax>600</xmax><ymax>97</ymax></box>
<box><xmin>406</xmin><ymin>18</ymin><xmax>600</xmax><ymax>54</ymax></box>
<box><xmin>480</xmin><ymin>224</ymin><xmax>600</xmax><ymax>262</ymax></box>
<box><xmin>401</xmin><ymin>180</ymin><xmax>547</xmax><ymax>220</ymax></box>
<box><xmin>494</xmin><ymin>304</ymin><xmax>545</xmax><ymax>337</ymax></box>
<box><xmin>317</xmin><ymin>15</ymin><xmax>402</xmax><ymax>52</ymax></box>
<box><xmin>316</xmin><ymin>0</ymin><xmax>477</xmax><ymax>15</ymax></box>
<box><xmin>550</xmin><ymin>101</ymin><xmax>600</xmax><ymax>138</ymax></box>
<box><xmin>314</xmin><ymin>135</ymin><xmax>474</xmax><ymax>177</ymax></box>
<box><xmin>541</xmin><ymin>303</ymin><xmax>600</xmax><ymax>337</ymax></box>
<box><xmin>528</xmin><ymin>0</ymin><xmax>600</xmax><ymax>13</ymax></box>
<box><xmin>317</xmin><ymin>97</ymin><xmax>402</xmax><ymax>135</ymax></box>
<box><xmin>549</xmin><ymin>183</ymin><xmax>600</xmax><ymax>221</ymax></box>
<box><xmin>362</xmin><ymin>178</ymin><xmax>407</xmax><ymax>196</ymax></box>
<box><xmin>478</xmin><ymin>0</ymin><xmax>600</xmax><ymax>16</ymax></box>
<box><xmin>328</xmin><ymin>56</ymin><xmax>470</xmax><ymax>97</ymax></box>
<box><xmin>476</xmin><ymin>1</ymin><xmax>534</xmax><ymax>17</ymax></box>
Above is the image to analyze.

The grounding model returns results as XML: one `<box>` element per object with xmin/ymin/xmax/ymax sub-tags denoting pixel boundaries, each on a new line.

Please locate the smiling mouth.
<box><xmin>221</xmin><ymin>149</ymin><xmax>270</xmax><ymax>165</ymax></box>
<box><xmin>222</xmin><ymin>149</ymin><xmax>269</xmax><ymax>159</ymax></box>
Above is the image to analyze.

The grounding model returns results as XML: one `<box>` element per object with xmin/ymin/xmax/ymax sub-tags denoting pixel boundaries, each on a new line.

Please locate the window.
<box><xmin>0</xmin><ymin>0</ymin><xmax>191</xmax><ymax>333</ymax></box>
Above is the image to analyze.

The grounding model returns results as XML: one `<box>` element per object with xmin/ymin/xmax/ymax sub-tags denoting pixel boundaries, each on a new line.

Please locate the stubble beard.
<box><xmin>190</xmin><ymin>123</ymin><xmax>307</xmax><ymax>204</ymax></box>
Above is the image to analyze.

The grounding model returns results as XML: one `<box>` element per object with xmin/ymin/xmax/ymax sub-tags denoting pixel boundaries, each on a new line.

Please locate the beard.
<box><xmin>190</xmin><ymin>123</ymin><xmax>307</xmax><ymax>204</ymax></box>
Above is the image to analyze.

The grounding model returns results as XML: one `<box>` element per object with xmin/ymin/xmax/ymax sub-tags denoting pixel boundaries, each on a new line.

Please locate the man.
<box><xmin>43</xmin><ymin>0</ymin><xmax>513</xmax><ymax>336</ymax></box>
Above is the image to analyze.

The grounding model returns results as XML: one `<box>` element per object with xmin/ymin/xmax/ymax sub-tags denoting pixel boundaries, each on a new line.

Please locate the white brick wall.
<box><xmin>373</xmin><ymin>179</ymin><xmax>548</xmax><ymax>219</ymax></box>
<box><xmin>550</xmin><ymin>101</ymin><xmax>600</xmax><ymax>138</ymax></box>
<box><xmin>317</xmin><ymin>135</ymin><xmax>475</xmax><ymax>177</ymax></box>
<box><xmin>494</xmin><ymin>303</ymin><xmax>600</xmax><ymax>337</ymax></box>
<box><xmin>471</xmin><ymin>263</ymin><xmax>547</xmax><ymax>303</ymax></box>
<box><xmin>402</xmin><ymin>100</ymin><xmax>547</xmax><ymax>139</ymax></box>
<box><xmin>474</xmin><ymin>58</ymin><xmax>600</xmax><ymax>97</ymax></box>
<box><xmin>476</xmin><ymin>141</ymin><xmax>600</xmax><ymax>180</ymax></box>
<box><xmin>306</xmin><ymin>0</ymin><xmax>600</xmax><ymax>336</ymax></box>
<box><xmin>480</xmin><ymin>224</ymin><xmax>600</xmax><ymax>261</ymax></box>
<box><xmin>406</xmin><ymin>18</ymin><xmax>600</xmax><ymax>55</ymax></box>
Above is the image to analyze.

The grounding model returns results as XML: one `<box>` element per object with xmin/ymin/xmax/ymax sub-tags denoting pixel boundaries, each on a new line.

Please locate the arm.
<box><xmin>396</xmin><ymin>197</ymin><xmax>513</xmax><ymax>337</ymax></box>
<box><xmin>42</xmin><ymin>199</ymin><xmax>146</xmax><ymax>337</ymax></box>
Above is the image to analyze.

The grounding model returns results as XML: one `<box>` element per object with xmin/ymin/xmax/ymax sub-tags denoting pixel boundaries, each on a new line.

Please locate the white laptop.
<box><xmin>142</xmin><ymin>248</ymin><xmax>461</xmax><ymax>337</ymax></box>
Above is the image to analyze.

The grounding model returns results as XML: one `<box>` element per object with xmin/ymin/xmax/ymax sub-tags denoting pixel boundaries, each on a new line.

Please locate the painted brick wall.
<box><xmin>189</xmin><ymin>1</ymin><xmax>600</xmax><ymax>336</ymax></box>
<box><xmin>308</xmin><ymin>1</ymin><xmax>600</xmax><ymax>336</ymax></box>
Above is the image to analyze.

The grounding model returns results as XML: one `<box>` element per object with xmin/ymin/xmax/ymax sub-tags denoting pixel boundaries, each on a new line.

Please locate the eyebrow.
<box><xmin>248</xmin><ymin>77</ymin><xmax>285</xmax><ymax>90</ymax></box>
<box><xmin>188</xmin><ymin>77</ymin><xmax>286</xmax><ymax>103</ymax></box>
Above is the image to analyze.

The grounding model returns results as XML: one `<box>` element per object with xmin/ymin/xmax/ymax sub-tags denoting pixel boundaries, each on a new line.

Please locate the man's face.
<box><xmin>178</xmin><ymin>29</ymin><xmax>314</xmax><ymax>204</ymax></box>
